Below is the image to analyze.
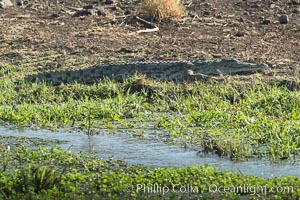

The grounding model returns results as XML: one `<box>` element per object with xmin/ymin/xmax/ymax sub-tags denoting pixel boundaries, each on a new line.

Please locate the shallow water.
<box><xmin>0</xmin><ymin>126</ymin><xmax>299</xmax><ymax>178</ymax></box>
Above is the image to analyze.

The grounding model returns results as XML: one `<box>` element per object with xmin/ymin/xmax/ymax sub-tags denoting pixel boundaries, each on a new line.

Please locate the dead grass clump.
<box><xmin>141</xmin><ymin>0</ymin><xmax>185</xmax><ymax>20</ymax></box>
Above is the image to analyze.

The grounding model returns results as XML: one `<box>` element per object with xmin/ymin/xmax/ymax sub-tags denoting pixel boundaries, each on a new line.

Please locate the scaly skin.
<box><xmin>25</xmin><ymin>59</ymin><xmax>268</xmax><ymax>84</ymax></box>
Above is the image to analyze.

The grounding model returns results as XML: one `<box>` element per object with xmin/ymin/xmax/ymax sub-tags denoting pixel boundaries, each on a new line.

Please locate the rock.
<box><xmin>50</xmin><ymin>13</ymin><xmax>60</xmax><ymax>18</ymax></box>
<box><xmin>261</xmin><ymin>18</ymin><xmax>271</xmax><ymax>25</ymax></box>
<box><xmin>234</xmin><ymin>31</ymin><xmax>245</xmax><ymax>37</ymax></box>
<box><xmin>118</xmin><ymin>48</ymin><xmax>133</xmax><ymax>53</ymax></box>
<box><xmin>203</xmin><ymin>11</ymin><xmax>210</xmax><ymax>16</ymax></box>
<box><xmin>0</xmin><ymin>0</ymin><xmax>13</xmax><ymax>8</ymax></box>
<box><xmin>104</xmin><ymin>0</ymin><xmax>113</xmax><ymax>4</ymax></box>
<box><xmin>278</xmin><ymin>14</ymin><xmax>289</xmax><ymax>24</ymax></box>
<box><xmin>73</xmin><ymin>9</ymin><xmax>93</xmax><ymax>17</ymax></box>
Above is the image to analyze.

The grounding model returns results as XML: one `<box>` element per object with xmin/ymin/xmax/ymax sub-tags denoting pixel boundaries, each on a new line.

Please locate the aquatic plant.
<box><xmin>0</xmin><ymin>146</ymin><xmax>299</xmax><ymax>199</ymax></box>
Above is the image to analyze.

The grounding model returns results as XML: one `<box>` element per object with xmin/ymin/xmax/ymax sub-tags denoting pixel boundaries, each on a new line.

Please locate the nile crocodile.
<box><xmin>25</xmin><ymin>59</ymin><xmax>268</xmax><ymax>84</ymax></box>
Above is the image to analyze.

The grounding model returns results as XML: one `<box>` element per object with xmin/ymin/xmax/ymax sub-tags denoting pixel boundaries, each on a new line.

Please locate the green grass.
<box><xmin>154</xmin><ymin>83</ymin><xmax>300</xmax><ymax>160</ymax></box>
<box><xmin>0</xmin><ymin>146</ymin><xmax>299</xmax><ymax>199</ymax></box>
<box><xmin>0</xmin><ymin>70</ymin><xmax>299</xmax><ymax>161</ymax></box>
<box><xmin>0</xmin><ymin>64</ymin><xmax>300</xmax><ymax>199</ymax></box>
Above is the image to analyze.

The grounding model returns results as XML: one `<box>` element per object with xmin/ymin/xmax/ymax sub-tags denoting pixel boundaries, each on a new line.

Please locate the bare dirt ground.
<box><xmin>0</xmin><ymin>0</ymin><xmax>299</xmax><ymax>79</ymax></box>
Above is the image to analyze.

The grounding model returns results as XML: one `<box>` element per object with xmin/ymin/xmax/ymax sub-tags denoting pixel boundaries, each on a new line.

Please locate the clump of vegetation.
<box><xmin>141</xmin><ymin>0</ymin><xmax>185</xmax><ymax>19</ymax></box>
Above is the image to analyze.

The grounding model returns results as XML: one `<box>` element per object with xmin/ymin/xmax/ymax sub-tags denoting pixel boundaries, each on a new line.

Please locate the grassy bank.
<box><xmin>0</xmin><ymin>69</ymin><xmax>299</xmax><ymax>161</ymax></box>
